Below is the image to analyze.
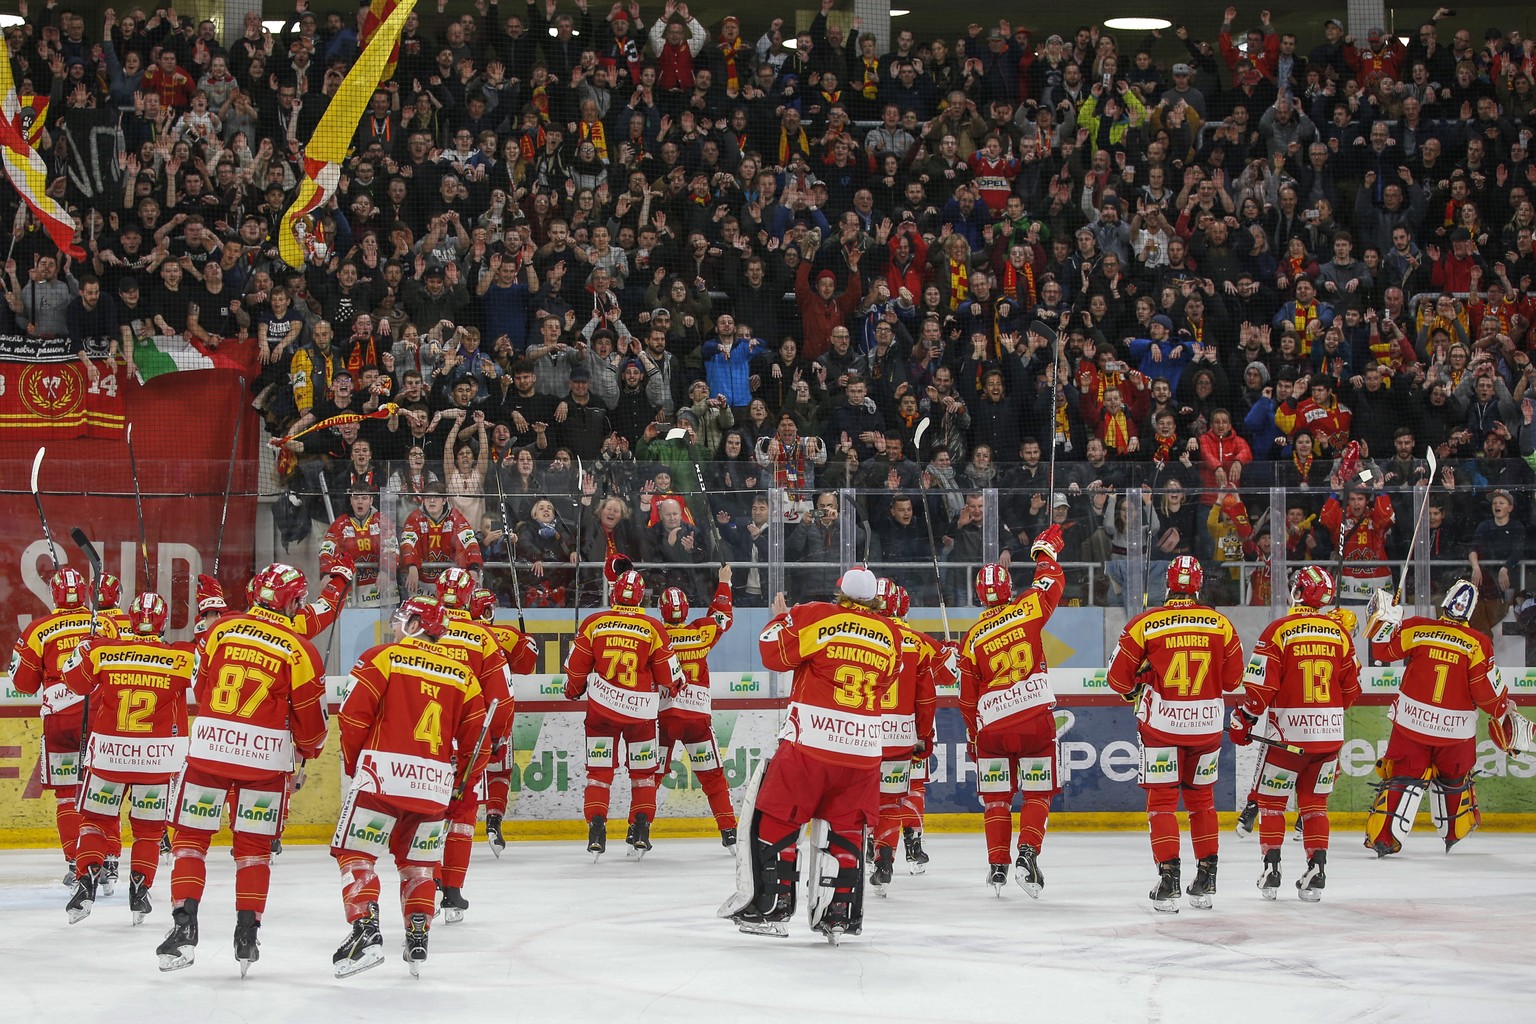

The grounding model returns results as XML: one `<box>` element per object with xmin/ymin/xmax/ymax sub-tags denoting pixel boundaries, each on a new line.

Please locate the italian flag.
<box><xmin>131</xmin><ymin>334</ymin><xmax>215</xmax><ymax>382</ymax></box>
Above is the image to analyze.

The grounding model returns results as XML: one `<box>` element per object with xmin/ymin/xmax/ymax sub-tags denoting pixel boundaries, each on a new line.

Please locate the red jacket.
<box><xmin>1197</xmin><ymin>430</ymin><xmax>1253</xmax><ymax>492</ymax></box>
<box><xmin>795</xmin><ymin>262</ymin><xmax>863</xmax><ymax>359</ymax></box>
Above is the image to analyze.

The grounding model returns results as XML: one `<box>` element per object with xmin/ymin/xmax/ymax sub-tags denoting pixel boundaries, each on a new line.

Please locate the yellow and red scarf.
<box><xmin>778</xmin><ymin>125</ymin><xmax>809</xmax><ymax>165</ymax></box>
<box><xmin>1002</xmin><ymin>259</ymin><xmax>1037</xmax><ymax>308</ymax></box>
<box><xmin>578</xmin><ymin>119</ymin><xmax>607</xmax><ymax>161</ymax></box>
<box><xmin>719</xmin><ymin>37</ymin><xmax>747</xmax><ymax>91</ymax></box>
<box><xmin>1103</xmin><ymin>409</ymin><xmax>1130</xmax><ymax>452</ymax></box>
<box><xmin>861</xmin><ymin>57</ymin><xmax>880</xmax><ymax>99</ymax></box>
<box><xmin>947</xmin><ymin>259</ymin><xmax>969</xmax><ymax>308</ymax></box>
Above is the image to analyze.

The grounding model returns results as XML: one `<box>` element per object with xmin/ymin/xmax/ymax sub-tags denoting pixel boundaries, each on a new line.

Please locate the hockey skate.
<box><xmin>986</xmin><ymin>863</ymin><xmax>1009</xmax><ymax>896</ymax></box>
<box><xmin>1014</xmin><ymin>845</ymin><xmax>1044</xmax><ymax>899</ymax></box>
<box><xmin>159</xmin><ymin>830</ymin><xmax>173</xmax><ymax>863</ymax></box>
<box><xmin>403</xmin><ymin>913</ymin><xmax>430</xmax><ymax>977</ymax></box>
<box><xmin>102</xmin><ymin>857</ymin><xmax>119</xmax><ymax>897</ymax></box>
<box><xmin>1296</xmin><ymin>850</ymin><xmax>1326</xmax><ymax>903</ymax></box>
<box><xmin>486</xmin><ymin>813</ymin><xmax>507</xmax><ymax>858</ymax></box>
<box><xmin>720</xmin><ymin>827</ymin><xmax>738</xmax><ymax>850</ymax></box>
<box><xmin>269</xmin><ymin>837</ymin><xmax>283</xmax><ymax>856</ymax></box>
<box><xmin>1291</xmin><ymin>817</ymin><xmax>1303</xmax><ymax>843</ymax></box>
<box><xmin>812</xmin><ymin>895</ymin><xmax>861</xmax><ymax>945</ymax></box>
<box><xmin>1235</xmin><ymin>800</ymin><xmax>1259</xmax><ymax>838</ymax></box>
<box><xmin>436</xmin><ymin>882</ymin><xmax>469</xmax><ymax>924</ymax></box>
<box><xmin>1257</xmin><ymin>849</ymin><xmax>1282</xmax><ymax>901</ymax></box>
<box><xmin>1369</xmin><ymin>834</ymin><xmax>1402</xmax><ymax>858</ymax></box>
<box><xmin>627</xmin><ymin>813</ymin><xmax>652</xmax><ymax>857</ymax></box>
<box><xmin>65</xmin><ymin>865</ymin><xmax>100</xmax><ymax>924</ymax></box>
<box><xmin>1149</xmin><ymin>859</ymin><xmax>1180</xmax><ymax>914</ymax></box>
<box><xmin>586</xmin><ymin>816</ymin><xmax>607</xmax><ymax>860</ymax></box>
<box><xmin>902</xmin><ymin>827</ymin><xmax>930</xmax><ymax>874</ymax></box>
<box><xmin>61</xmin><ymin>859</ymin><xmax>76</xmax><ymax>889</ymax></box>
<box><xmin>870</xmin><ymin>846</ymin><xmax>894</xmax><ymax>896</ymax></box>
<box><xmin>234</xmin><ymin>909</ymin><xmax>260</xmax><ymax>977</ymax></box>
<box><xmin>129</xmin><ymin>871</ymin><xmax>153</xmax><ymax>925</ymax></box>
<box><xmin>333</xmin><ymin>904</ymin><xmax>385</xmax><ymax>979</ymax></box>
<box><xmin>1186</xmin><ymin>855</ymin><xmax>1218</xmax><ymax>910</ymax></box>
<box><xmin>156</xmin><ymin>898</ymin><xmax>199</xmax><ymax>972</ymax></box>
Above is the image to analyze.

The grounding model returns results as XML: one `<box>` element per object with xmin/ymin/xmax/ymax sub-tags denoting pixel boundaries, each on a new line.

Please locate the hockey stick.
<box><xmin>1032</xmin><ymin>320</ymin><xmax>1062</xmax><ymax>500</ymax></box>
<box><xmin>212</xmin><ymin>377</ymin><xmax>246</xmax><ymax>577</ymax></box>
<box><xmin>70</xmin><ymin>528</ymin><xmax>104</xmax><ymax>767</ymax></box>
<box><xmin>914</xmin><ymin>422</ymin><xmax>951</xmax><ymax>641</ymax></box>
<box><xmin>125</xmin><ymin>424</ymin><xmax>151</xmax><ymax>587</ymax></box>
<box><xmin>491</xmin><ymin>457</ymin><xmax>526</xmax><ymax>633</ymax></box>
<box><xmin>1252</xmin><ymin>733</ymin><xmax>1305</xmax><ymax>756</ymax></box>
<box><xmin>1392</xmin><ymin>447</ymin><xmax>1440</xmax><ymax>605</ymax></box>
<box><xmin>572</xmin><ymin>456</ymin><xmax>585</xmax><ymax>628</ymax></box>
<box><xmin>30</xmin><ymin>448</ymin><xmax>61</xmax><ymax>571</ymax></box>
<box><xmin>451</xmin><ymin>698</ymin><xmax>500</xmax><ymax>803</ymax></box>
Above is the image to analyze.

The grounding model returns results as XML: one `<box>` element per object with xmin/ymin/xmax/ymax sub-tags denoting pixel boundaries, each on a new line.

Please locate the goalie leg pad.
<box><xmin>1430</xmin><ymin>774</ymin><xmax>1480</xmax><ymax>851</ymax></box>
<box><xmin>1365</xmin><ymin>776</ymin><xmax>1427</xmax><ymax>855</ymax></box>
<box><xmin>807</xmin><ymin>824</ymin><xmax>865</xmax><ymax>937</ymax></box>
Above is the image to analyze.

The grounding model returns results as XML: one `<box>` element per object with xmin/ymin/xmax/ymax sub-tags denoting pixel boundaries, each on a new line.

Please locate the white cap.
<box><xmin>837</xmin><ymin>567</ymin><xmax>878</xmax><ymax>603</ymax></box>
<box><xmin>1052</xmin><ymin>492</ymin><xmax>1070</xmax><ymax>508</ymax></box>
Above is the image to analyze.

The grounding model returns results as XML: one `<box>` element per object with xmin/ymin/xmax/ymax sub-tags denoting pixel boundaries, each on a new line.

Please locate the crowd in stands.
<box><xmin>3</xmin><ymin>2</ymin><xmax>1534</xmax><ymax>630</ymax></box>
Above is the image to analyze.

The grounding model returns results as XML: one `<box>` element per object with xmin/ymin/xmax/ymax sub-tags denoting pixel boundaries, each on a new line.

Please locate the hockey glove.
<box><xmin>1228</xmin><ymin>706</ymin><xmax>1259</xmax><ymax>747</ymax></box>
<box><xmin>563</xmin><ymin>674</ymin><xmax>587</xmax><ymax>701</ymax></box>
<box><xmin>195</xmin><ymin>574</ymin><xmax>228</xmax><ymax>615</ymax></box>
<box><xmin>1030</xmin><ymin>523</ymin><xmax>1065</xmax><ymax>561</ymax></box>
<box><xmin>321</xmin><ymin>550</ymin><xmax>356</xmax><ymax>586</ymax></box>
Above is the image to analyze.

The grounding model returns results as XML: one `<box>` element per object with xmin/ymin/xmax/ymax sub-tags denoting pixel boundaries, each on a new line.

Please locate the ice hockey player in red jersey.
<box><xmin>157</xmin><ymin>563</ymin><xmax>328</xmax><ymax>975</ymax></box>
<box><xmin>59</xmin><ymin>593</ymin><xmax>194</xmax><ymax>926</ymax></box>
<box><xmin>565</xmin><ymin>566</ymin><xmax>682</xmax><ymax>858</ymax></box>
<box><xmin>9</xmin><ymin>568</ymin><xmax>119</xmax><ymax>888</ymax></box>
<box><xmin>1229</xmin><ymin>566</ymin><xmax>1361</xmax><ymax>902</ymax></box>
<box><xmin>719</xmin><ymin>567</ymin><xmax>900</xmax><ymax>943</ymax></box>
<box><xmin>1106</xmin><ymin>556</ymin><xmax>1245</xmax><ymax>911</ymax></box>
<box><xmin>657</xmin><ymin>565</ymin><xmax>739</xmax><ymax>847</ymax></box>
<box><xmin>400</xmin><ymin>481</ymin><xmax>482</xmax><ymax>593</ymax></box>
<box><xmin>958</xmin><ymin>525</ymin><xmax>1067</xmax><ymax>897</ymax></box>
<box><xmin>330</xmin><ymin>596</ymin><xmax>490</xmax><ymax>978</ymax></box>
<box><xmin>469</xmin><ymin>588</ymin><xmax>539</xmax><ymax>856</ymax></box>
<box><xmin>1363</xmin><ymin>580</ymin><xmax>1533</xmax><ymax>855</ymax></box>
<box><xmin>869</xmin><ymin>580</ymin><xmax>945</xmax><ymax>892</ymax></box>
<box><xmin>430</xmin><ymin>568</ymin><xmax>513</xmax><ymax>921</ymax></box>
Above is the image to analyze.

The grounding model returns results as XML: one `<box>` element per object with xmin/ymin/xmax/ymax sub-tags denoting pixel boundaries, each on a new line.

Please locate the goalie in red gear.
<box><xmin>1107</xmin><ymin>556</ymin><xmax>1244</xmax><ymax>912</ymax></box>
<box><xmin>723</xmin><ymin>568</ymin><xmax>899</xmax><ymax>942</ymax></box>
<box><xmin>1362</xmin><ymin>580</ymin><xmax>1527</xmax><ymax>856</ymax></box>
<box><xmin>8</xmin><ymin>568</ymin><xmax>119</xmax><ymax>889</ymax></box>
<box><xmin>869</xmin><ymin>580</ymin><xmax>947</xmax><ymax>890</ymax></box>
<box><xmin>468</xmin><ymin>588</ymin><xmax>539</xmax><ymax>856</ymax></box>
<box><xmin>428</xmin><ymin>568</ymin><xmax>513</xmax><ymax>920</ymax></box>
<box><xmin>958</xmin><ymin>525</ymin><xmax>1067</xmax><ymax>897</ymax></box>
<box><xmin>1229</xmin><ymin>565</ymin><xmax>1360</xmax><ymax>903</ymax></box>
<box><xmin>59</xmin><ymin>593</ymin><xmax>194</xmax><ymax>927</ymax></box>
<box><xmin>564</xmin><ymin>568</ymin><xmax>682</xmax><ymax>858</ymax></box>
<box><xmin>160</xmin><ymin>563</ymin><xmax>328</xmax><ymax>974</ymax></box>
<box><xmin>330</xmin><ymin>596</ymin><xmax>489</xmax><ymax>978</ymax></box>
<box><xmin>657</xmin><ymin>565</ymin><xmax>739</xmax><ymax>847</ymax></box>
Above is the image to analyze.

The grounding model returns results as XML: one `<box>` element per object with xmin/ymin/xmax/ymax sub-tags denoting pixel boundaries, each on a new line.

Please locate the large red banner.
<box><xmin>0</xmin><ymin>359</ymin><xmax>261</xmax><ymax>649</ymax></box>
<box><xmin>0</xmin><ymin>360</ymin><xmax>125</xmax><ymax>440</ymax></box>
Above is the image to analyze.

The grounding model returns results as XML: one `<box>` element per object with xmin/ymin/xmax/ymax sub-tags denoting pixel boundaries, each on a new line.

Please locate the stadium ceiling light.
<box><xmin>1103</xmin><ymin>18</ymin><xmax>1173</xmax><ymax>31</ymax></box>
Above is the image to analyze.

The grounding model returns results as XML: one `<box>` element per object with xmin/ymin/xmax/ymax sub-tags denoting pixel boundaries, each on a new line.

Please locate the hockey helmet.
<box><xmin>469</xmin><ymin>588</ymin><xmax>498</xmax><ymax>622</ymax></box>
<box><xmin>96</xmin><ymin>573</ymin><xmax>123</xmax><ymax>609</ymax></box>
<box><xmin>437</xmin><ymin>566</ymin><xmax>476</xmax><ymax>609</ymax></box>
<box><xmin>1166</xmin><ymin>555</ymin><xmax>1203</xmax><ymax>596</ymax></box>
<box><xmin>836</xmin><ymin>566</ymin><xmax>879</xmax><ymax>607</ymax></box>
<box><xmin>1290</xmin><ymin>565</ymin><xmax>1337</xmax><ymax>609</ymax></box>
<box><xmin>975</xmin><ymin>563</ymin><xmax>1012</xmax><ymax>608</ymax></box>
<box><xmin>873</xmin><ymin>577</ymin><xmax>899</xmax><ymax>615</ymax></box>
<box><xmin>612</xmin><ymin>570</ymin><xmax>646</xmax><ymax>608</ymax></box>
<box><xmin>1441</xmin><ymin>579</ymin><xmax>1479</xmax><ymax>624</ymax></box>
<box><xmin>49</xmin><ymin>568</ymin><xmax>89</xmax><ymax>610</ymax></box>
<box><xmin>659</xmin><ymin>586</ymin><xmax>689</xmax><ymax>624</ymax></box>
<box><xmin>395</xmin><ymin>595</ymin><xmax>449</xmax><ymax>639</ymax></box>
<box><xmin>603</xmin><ymin>553</ymin><xmax>635</xmax><ymax>583</ymax></box>
<box><xmin>252</xmin><ymin>562</ymin><xmax>308</xmax><ymax>616</ymax></box>
<box><xmin>890</xmin><ymin>584</ymin><xmax>911</xmax><ymax>619</ymax></box>
<box><xmin>127</xmin><ymin>592</ymin><xmax>170</xmax><ymax>636</ymax></box>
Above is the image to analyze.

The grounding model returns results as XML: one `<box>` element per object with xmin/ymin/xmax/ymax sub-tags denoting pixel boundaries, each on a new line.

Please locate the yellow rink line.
<box><xmin>5</xmin><ymin>812</ymin><xmax>1536</xmax><ymax>848</ymax></box>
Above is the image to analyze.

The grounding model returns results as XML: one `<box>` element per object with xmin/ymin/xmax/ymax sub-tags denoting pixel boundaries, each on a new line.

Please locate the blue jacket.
<box><xmin>701</xmin><ymin>336</ymin><xmax>767</xmax><ymax>406</ymax></box>
<box><xmin>1128</xmin><ymin>336</ymin><xmax>1196</xmax><ymax>392</ymax></box>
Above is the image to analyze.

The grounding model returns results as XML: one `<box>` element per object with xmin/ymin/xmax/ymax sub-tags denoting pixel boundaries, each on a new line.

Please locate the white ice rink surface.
<box><xmin>1</xmin><ymin>831</ymin><xmax>1532</xmax><ymax>1023</ymax></box>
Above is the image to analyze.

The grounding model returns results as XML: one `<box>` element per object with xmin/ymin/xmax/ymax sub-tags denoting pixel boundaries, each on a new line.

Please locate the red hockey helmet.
<box><xmin>1166</xmin><ymin>555</ymin><xmax>1203</xmax><ymax>596</ymax></box>
<box><xmin>611</xmin><ymin>570</ymin><xmax>646</xmax><ymax>608</ymax></box>
<box><xmin>659</xmin><ymin>586</ymin><xmax>689</xmax><ymax>624</ymax></box>
<box><xmin>1290</xmin><ymin>565</ymin><xmax>1337</xmax><ymax>609</ymax></box>
<box><xmin>975</xmin><ymin>563</ymin><xmax>1012</xmax><ymax>608</ymax></box>
<box><xmin>96</xmin><ymin>573</ymin><xmax>123</xmax><ymax>609</ymax></box>
<box><xmin>127</xmin><ymin>592</ymin><xmax>170</xmax><ymax>636</ymax></box>
<box><xmin>49</xmin><ymin>568</ymin><xmax>89</xmax><ymax>610</ymax></box>
<box><xmin>437</xmin><ymin>566</ymin><xmax>476</xmax><ymax>610</ymax></box>
<box><xmin>874</xmin><ymin>577</ymin><xmax>899</xmax><ymax>615</ymax></box>
<box><xmin>395</xmin><ymin>595</ymin><xmax>448</xmax><ymax>639</ymax></box>
<box><xmin>891</xmin><ymin>584</ymin><xmax>911</xmax><ymax>619</ymax></box>
<box><xmin>469</xmin><ymin>588</ymin><xmax>498</xmax><ymax>622</ymax></box>
<box><xmin>603</xmin><ymin>553</ymin><xmax>635</xmax><ymax>583</ymax></box>
<box><xmin>252</xmin><ymin>562</ymin><xmax>308</xmax><ymax>616</ymax></box>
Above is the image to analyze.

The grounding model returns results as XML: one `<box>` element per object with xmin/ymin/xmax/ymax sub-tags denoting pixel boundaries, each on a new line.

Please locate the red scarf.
<box><xmin>1002</xmin><ymin>259</ymin><xmax>1037</xmax><ymax>308</ymax></box>
<box><xmin>719</xmin><ymin>37</ymin><xmax>747</xmax><ymax>91</ymax></box>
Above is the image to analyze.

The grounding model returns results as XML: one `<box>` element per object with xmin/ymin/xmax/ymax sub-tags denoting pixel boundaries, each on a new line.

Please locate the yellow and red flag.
<box><xmin>18</xmin><ymin>93</ymin><xmax>49</xmax><ymax>146</ymax></box>
<box><xmin>270</xmin><ymin>404</ymin><xmax>399</xmax><ymax>476</ymax></box>
<box><xmin>279</xmin><ymin>0</ymin><xmax>415</xmax><ymax>269</ymax></box>
<box><xmin>0</xmin><ymin>55</ymin><xmax>83</xmax><ymax>259</ymax></box>
<box><xmin>361</xmin><ymin>0</ymin><xmax>404</xmax><ymax>82</ymax></box>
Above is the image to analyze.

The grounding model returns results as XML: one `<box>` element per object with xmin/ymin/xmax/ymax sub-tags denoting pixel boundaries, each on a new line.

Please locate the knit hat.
<box><xmin>1246</xmin><ymin>360</ymin><xmax>1272</xmax><ymax>384</ymax></box>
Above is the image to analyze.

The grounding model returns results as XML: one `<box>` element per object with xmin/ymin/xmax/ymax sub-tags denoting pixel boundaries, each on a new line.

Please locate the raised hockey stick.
<box><xmin>70</xmin><ymin>528</ymin><xmax>104</xmax><ymax>765</ymax></box>
<box><xmin>490</xmin><ymin>458</ymin><xmax>526</xmax><ymax>633</ymax></box>
<box><xmin>572</xmin><ymin>457</ymin><xmax>585</xmax><ymax>630</ymax></box>
<box><xmin>212</xmin><ymin>377</ymin><xmax>246</xmax><ymax>577</ymax></box>
<box><xmin>30</xmin><ymin>448</ymin><xmax>61</xmax><ymax>571</ymax></box>
<box><xmin>1392</xmin><ymin>447</ymin><xmax>1439</xmax><ymax>606</ymax></box>
<box><xmin>1032</xmin><ymin>320</ymin><xmax>1062</xmax><ymax>500</ymax></box>
<box><xmin>913</xmin><ymin>417</ymin><xmax>951</xmax><ymax>640</ymax></box>
<box><xmin>125</xmin><ymin>424</ymin><xmax>151</xmax><ymax>586</ymax></box>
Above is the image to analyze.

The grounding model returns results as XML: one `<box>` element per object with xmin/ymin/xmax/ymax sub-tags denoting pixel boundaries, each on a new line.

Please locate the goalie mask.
<box><xmin>1441</xmin><ymin>579</ymin><xmax>1478</xmax><ymax>623</ymax></box>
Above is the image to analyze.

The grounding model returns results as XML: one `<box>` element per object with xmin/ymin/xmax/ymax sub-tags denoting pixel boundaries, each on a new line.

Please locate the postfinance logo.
<box><xmin>349</xmin><ymin>816</ymin><xmax>392</xmax><ymax>846</ymax></box>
